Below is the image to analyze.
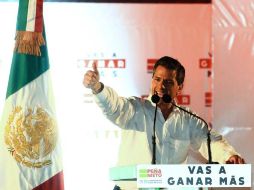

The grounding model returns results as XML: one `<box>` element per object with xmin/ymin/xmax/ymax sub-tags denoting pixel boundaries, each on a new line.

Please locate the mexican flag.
<box><xmin>0</xmin><ymin>0</ymin><xmax>64</xmax><ymax>189</ymax></box>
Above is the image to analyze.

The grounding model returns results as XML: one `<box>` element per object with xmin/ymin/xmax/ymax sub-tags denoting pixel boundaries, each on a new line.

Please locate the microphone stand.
<box><xmin>151</xmin><ymin>93</ymin><xmax>160</xmax><ymax>165</ymax></box>
<box><xmin>152</xmin><ymin>104</ymin><xmax>158</xmax><ymax>165</ymax></box>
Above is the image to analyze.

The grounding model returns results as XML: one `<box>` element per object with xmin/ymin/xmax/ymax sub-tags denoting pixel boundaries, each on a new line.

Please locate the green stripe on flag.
<box><xmin>16</xmin><ymin>0</ymin><xmax>29</xmax><ymax>31</ymax></box>
<box><xmin>6</xmin><ymin>28</ymin><xmax>49</xmax><ymax>98</ymax></box>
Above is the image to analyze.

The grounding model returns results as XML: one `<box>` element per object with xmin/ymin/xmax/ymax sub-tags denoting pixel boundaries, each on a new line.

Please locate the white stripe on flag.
<box><xmin>26</xmin><ymin>0</ymin><xmax>37</xmax><ymax>32</ymax></box>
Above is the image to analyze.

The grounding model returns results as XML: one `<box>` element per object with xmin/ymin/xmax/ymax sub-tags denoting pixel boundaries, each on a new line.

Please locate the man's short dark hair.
<box><xmin>153</xmin><ymin>56</ymin><xmax>185</xmax><ymax>85</ymax></box>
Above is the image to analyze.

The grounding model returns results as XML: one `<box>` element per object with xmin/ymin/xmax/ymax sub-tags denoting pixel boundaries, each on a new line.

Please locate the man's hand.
<box><xmin>226</xmin><ymin>155</ymin><xmax>245</xmax><ymax>164</ymax></box>
<box><xmin>83</xmin><ymin>62</ymin><xmax>101</xmax><ymax>93</ymax></box>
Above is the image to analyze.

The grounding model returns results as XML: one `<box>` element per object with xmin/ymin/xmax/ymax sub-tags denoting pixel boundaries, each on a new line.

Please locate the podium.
<box><xmin>109</xmin><ymin>164</ymin><xmax>252</xmax><ymax>190</ymax></box>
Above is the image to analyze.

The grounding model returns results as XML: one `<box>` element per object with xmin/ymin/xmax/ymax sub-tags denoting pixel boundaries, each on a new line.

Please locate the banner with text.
<box><xmin>137</xmin><ymin>164</ymin><xmax>251</xmax><ymax>188</ymax></box>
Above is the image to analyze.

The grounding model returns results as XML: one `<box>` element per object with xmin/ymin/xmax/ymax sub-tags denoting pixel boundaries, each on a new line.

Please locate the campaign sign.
<box><xmin>137</xmin><ymin>164</ymin><xmax>251</xmax><ymax>188</ymax></box>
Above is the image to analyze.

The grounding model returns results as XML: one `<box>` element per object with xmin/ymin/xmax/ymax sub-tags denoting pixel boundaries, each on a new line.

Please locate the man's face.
<box><xmin>151</xmin><ymin>65</ymin><xmax>183</xmax><ymax>104</ymax></box>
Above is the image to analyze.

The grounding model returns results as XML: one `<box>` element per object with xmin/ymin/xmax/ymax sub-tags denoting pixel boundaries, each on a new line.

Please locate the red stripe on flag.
<box><xmin>35</xmin><ymin>0</ymin><xmax>43</xmax><ymax>32</ymax></box>
<box><xmin>33</xmin><ymin>171</ymin><xmax>64</xmax><ymax>190</ymax></box>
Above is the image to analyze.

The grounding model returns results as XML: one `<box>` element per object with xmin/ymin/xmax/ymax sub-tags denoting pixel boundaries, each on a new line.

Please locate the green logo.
<box><xmin>139</xmin><ymin>168</ymin><xmax>162</xmax><ymax>178</ymax></box>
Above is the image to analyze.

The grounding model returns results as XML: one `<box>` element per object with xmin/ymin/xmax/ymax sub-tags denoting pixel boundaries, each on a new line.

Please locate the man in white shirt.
<box><xmin>83</xmin><ymin>56</ymin><xmax>245</xmax><ymax>190</ymax></box>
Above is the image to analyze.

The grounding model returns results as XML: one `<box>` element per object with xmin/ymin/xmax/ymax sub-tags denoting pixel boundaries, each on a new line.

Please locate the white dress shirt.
<box><xmin>94</xmin><ymin>85</ymin><xmax>239</xmax><ymax>190</ymax></box>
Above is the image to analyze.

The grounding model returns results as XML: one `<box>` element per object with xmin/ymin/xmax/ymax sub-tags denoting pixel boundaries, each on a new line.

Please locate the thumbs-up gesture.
<box><xmin>83</xmin><ymin>62</ymin><xmax>102</xmax><ymax>93</ymax></box>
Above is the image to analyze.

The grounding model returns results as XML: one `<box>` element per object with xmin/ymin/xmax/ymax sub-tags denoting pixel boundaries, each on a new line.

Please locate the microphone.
<box><xmin>151</xmin><ymin>93</ymin><xmax>160</xmax><ymax>104</ymax></box>
<box><xmin>153</xmin><ymin>93</ymin><xmax>218</xmax><ymax>164</ymax></box>
<box><xmin>162</xmin><ymin>94</ymin><xmax>172</xmax><ymax>103</ymax></box>
<box><xmin>151</xmin><ymin>93</ymin><xmax>172</xmax><ymax>104</ymax></box>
